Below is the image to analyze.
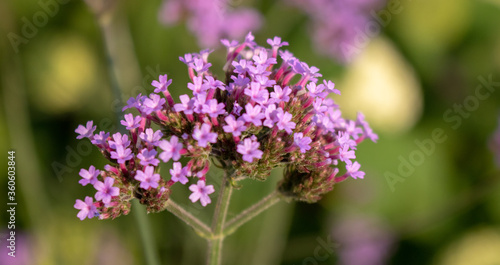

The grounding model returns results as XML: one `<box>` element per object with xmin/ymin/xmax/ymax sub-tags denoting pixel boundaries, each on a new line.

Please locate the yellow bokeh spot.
<box><xmin>336</xmin><ymin>37</ymin><xmax>423</xmax><ymax>134</ymax></box>
<box><xmin>28</xmin><ymin>34</ymin><xmax>101</xmax><ymax>113</ymax></box>
<box><xmin>435</xmin><ymin>227</ymin><xmax>500</xmax><ymax>265</ymax></box>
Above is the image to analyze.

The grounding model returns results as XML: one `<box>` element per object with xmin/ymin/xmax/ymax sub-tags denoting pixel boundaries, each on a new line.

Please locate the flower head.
<box><xmin>121</xmin><ymin>113</ymin><xmax>142</xmax><ymax>130</ymax></box>
<box><xmin>110</xmin><ymin>145</ymin><xmax>133</xmax><ymax>164</ymax></box>
<box><xmin>170</xmin><ymin>162</ymin><xmax>189</xmax><ymax>184</ymax></box>
<box><xmin>152</xmin><ymin>74</ymin><xmax>172</xmax><ymax>93</ymax></box>
<box><xmin>142</xmin><ymin>94</ymin><xmax>166</xmax><ymax>114</ymax></box>
<box><xmin>137</xmin><ymin>149</ymin><xmax>160</xmax><ymax>166</ymax></box>
<box><xmin>109</xmin><ymin>132</ymin><xmax>131</xmax><ymax>149</ymax></box>
<box><xmin>75</xmin><ymin>121</ymin><xmax>96</xmax><ymax>139</ymax></box>
<box><xmin>241</xmin><ymin>103</ymin><xmax>265</xmax><ymax>126</ymax></box>
<box><xmin>189</xmin><ymin>180</ymin><xmax>215</xmax><ymax>207</ymax></box>
<box><xmin>74</xmin><ymin>196</ymin><xmax>98</xmax><ymax>220</ymax></box>
<box><xmin>79</xmin><ymin>165</ymin><xmax>100</xmax><ymax>186</ymax></box>
<box><xmin>159</xmin><ymin>136</ymin><xmax>184</xmax><ymax>162</ymax></box>
<box><xmin>223</xmin><ymin>115</ymin><xmax>246</xmax><ymax>137</ymax></box>
<box><xmin>193</xmin><ymin>123</ymin><xmax>218</xmax><ymax>147</ymax></box>
<box><xmin>91</xmin><ymin>131</ymin><xmax>109</xmax><ymax>146</ymax></box>
<box><xmin>94</xmin><ymin>177</ymin><xmax>120</xmax><ymax>205</ymax></box>
<box><xmin>139</xmin><ymin>128</ymin><xmax>163</xmax><ymax>146</ymax></box>
<box><xmin>135</xmin><ymin>166</ymin><xmax>161</xmax><ymax>190</ymax></box>
<box><xmin>73</xmin><ymin>32</ymin><xmax>376</xmax><ymax>218</ymax></box>
<box><xmin>294</xmin><ymin>133</ymin><xmax>312</xmax><ymax>153</ymax></box>
<box><xmin>346</xmin><ymin>161</ymin><xmax>365</xmax><ymax>179</ymax></box>
<box><xmin>237</xmin><ymin>137</ymin><xmax>263</xmax><ymax>162</ymax></box>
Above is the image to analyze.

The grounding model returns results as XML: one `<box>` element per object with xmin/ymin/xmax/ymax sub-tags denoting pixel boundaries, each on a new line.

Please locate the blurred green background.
<box><xmin>1</xmin><ymin>0</ymin><xmax>500</xmax><ymax>264</ymax></box>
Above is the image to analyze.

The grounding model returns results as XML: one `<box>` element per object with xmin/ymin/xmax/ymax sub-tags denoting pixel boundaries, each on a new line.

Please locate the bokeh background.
<box><xmin>1</xmin><ymin>0</ymin><xmax>500</xmax><ymax>264</ymax></box>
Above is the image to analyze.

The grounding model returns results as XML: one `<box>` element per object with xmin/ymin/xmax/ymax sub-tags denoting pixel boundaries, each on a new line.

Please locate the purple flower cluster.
<box><xmin>158</xmin><ymin>0</ymin><xmax>262</xmax><ymax>47</ymax></box>
<box><xmin>332</xmin><ymin>216</ymin><xmax>395</xmax><ymax>265</ymax></box>
<box><xmin>289</xmin><ymin>0</ymin><xmax>385</xmax><ymax>62</ymax></box>
<box><xmin>74</xmin><ymin>32</ymin><xmax>376</xmax><ymax>220</ymax></box>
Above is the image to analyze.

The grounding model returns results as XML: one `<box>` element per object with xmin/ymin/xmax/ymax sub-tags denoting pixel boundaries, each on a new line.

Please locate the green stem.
<box><xmin>164</xmin><ymin>199</ymin><xmax>212</xmax><ymax>239</ymax></box>
<box><xmin>132</xmin><ymin>200</ymin><xmax>160</xmax><ymax>265</ymax></box>
<box><xmin>207</xmin><ymin>169</ymin><xmax>234</xmax><ymax>265</ymax></box>
<box><xmin>223</xmin><ymin>191</ymin><xmax>281</xmax><ymax>237</ymax></box>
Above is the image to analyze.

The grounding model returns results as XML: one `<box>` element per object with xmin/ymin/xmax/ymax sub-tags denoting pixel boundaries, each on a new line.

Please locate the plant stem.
<box><xmin>132</xmin><ymin>200</ymin><xmax>161</xmax><ymax>265</ymax></box>
<box><xmin>165</xmin><ymin>199</ymin><xmax>212</xmax><ymax>239</ymax></box>
<box><xmin>223</xmin><ymin>191</ymin><xmax>281</xmax><ymax>237</ymax></box>
<box><xmin>207</xmin><ymin>169</ymin><xmax>234</xmax><ymax>265</ymax></box>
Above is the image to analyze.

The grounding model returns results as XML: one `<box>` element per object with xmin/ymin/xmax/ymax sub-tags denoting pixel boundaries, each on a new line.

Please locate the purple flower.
<box><xmin>254</xmin><ymin>75</ymin><xmax>276</xmax><ymax>88</ymax></box>
<box><xmin>75</xmin><ymin>121</ymin><xmax>96</xmax><ymax>139</ymax></box>
<box><xmin>204</xmin><ymin>76</ymin><xmax>226</xmax><ymax>91</ymax></box>
<box><xmin>122</xmin><ymin>93</ymin><xmax>145</xmax><ymax>111</ymax></box>
<box><xmin>221</xmin><ymin>39</ymin><xmax>239</xmax><ymax>50</ymax></box>
<box><xmin>152</xmin><ymin>74</ymin><xmax>173</xmax><ymax>93</ymax></box>
<box><xmin>139</xmin><ymin>128</ymin><xmax>163</xmax><ymax>146</ymax></box>
<box><xmin>357</xmin><ymin>113</ymin><xmax>378</xmax><ymax>142</ymax></box>
<box><xmin>241</xmin><ymin>103</ymin><xmax>265</xmax><ymax>126</ymax></box>
<box><xmin>270</xmin><ymin>85</ymin><xmax>291</xmax><ymax>103</ymax></box>
<box><xmin>252</xmin><ymin>48</ymin><xmax>277</xmax><ymax>66</ymax></box>
<box><xmin>343</xmin><ymin>119</ymin><xmax>363</xmax><ymax>139</ymax></box>
<box><xmin>94</xmin><ymin>177</ymin><xmax>120</xmax><ymax>205</ymax></box>
<box><xmin>137</xmin><ymin>149</ymin><xmax>160</xmax><ymax>166</ymax></box>
<box><xmin>159</xmin><ymin>0</ymin><xmax>262</xmax><ymax>47</ymax></box>
<box><xmin>280</xmin><ymin>50</ymin><xmax>295</xmax><ymax>62</ymax></box>
<box><xmin>179</xmin><ymin>53</ymin><xmax>194</xmax><ymax>65</ymax></box>
<box><xmin>91</xmin><ymin>131</ymin><xmax>109</xmax><ymax>146</ymax></box>
<box><xmin>135</xmin><ymin>166</ymin><xmax>161</xmax><ymax>190</ymax></box>
<box><xmin>174</xmin><ymin>94</ymin><xmax>195</xmax><ymax>114</ymax></box>
<box><xmin>306</xmin><ymin>83</ymin><xmax>328</xmax><ymax>98</ymax></box>
<box><xmin>74</xmin><ymin>196</ymin><xmax>98</xmax><ymax>220</ymax></box>
<box><xmin>237</xmin><ymin>137</ymin><xmax>263</xmax><ymax>162</ymax></box>
<box><xmin>110</xmin><ymin>145</ymin><xmax>133</xmax><ymax>164</ymax></box>
<box><xmin>188</xmin><ymin>76</ymin><xmax>207</xmax><ymax>95</ymax></box>
<box><xmin>223</xmin><ymin>115</ymin><xmax>247</xmax><ymax>137</ymax></box>
<box><xmin>121</xmin><ymin>113</ymin><xmax>142</xmax><ymax>130</ymax></box>
<box><xmin>109</xmin><ymin>132</ymin><xmax>131</xmax><ymax>149</ymax></box>
<box><xmin>248</xmin><ymin>63</ymin><xmax>271</xmax><ymax>76</ymax></box>
<box><xmin>193</xmin><ymin>123</ymin><xmax>218</xmax><ymax>147</ymax></box>
<box><xmin>79</xmin><ymin>165</ymin><xmax>100</xmax><ymax>186</ymax></box>
<box><xmin>275</xmin><ymin>109</ymin><xmax>296</xmax><ymax>134</ymax></box>
<box><xmin>189</xmin><ymin>57</ymin><xmax>212</xmax><ymax>74</ymax></box>
<box><xmin>263</xmin><ymin>104</ymin><xmax>278</xmax><ymax>128</ymax></box>
<box><xmin>323</xmin><ymin>80</ymin><xmax>340</xmax><ymax>95</ymax></box>
<box><xmin>244</xmin><ymin>82</ymin><xmax>269</xmax><ymax>104</ymax></box>
<box><xmin>313</xmin><ymin>98</ymin><xmax>328</xmax><ymax>114</ymax></box>
<box><xmin>346</xmin><ymin>161</ymin><xmax>365</xmax><ymax>179</ymax></box>
<box><xmin>142</xmin><ymin>94</ymin><xmax>166</xmax><ymax>115</ymax></box>
<box><xmin>202</xmin><ymin>99</ymin><xmax>226</xmax><ymax>117</ymax></box>
<box><xmin>294</xmin><ymin>133</ymin><xmax>312</xmax><ymax>153</ymax></box>
<box><xmin>267</xmin><ymin>36</ymin><xmax>289</xmax><ymax>49</ymax></box>
<box><xmin>189</xmin><ymin>180</ymin><xmax>215</xmax><ymax>207</ymax></box>
<box><xmin>338</xmin><ymin>145</ymin><xmax>356</xmax><ymax>163</ymax></box>
<box><xmin>193</xmin><ymin>93</ymin><xmax>209</xmax><ymax>114</ymax></box>
<box><xmin>231</xmin><ymin>75</ymin><xmax>251</xmax><ymax>88</ymax></box>
<box><xmin>233</xmin><ymin>59</ymin><xmax>252</xmax><ymax>75</ymax></box>
<box><xmin>337</xmin><ymin>131</ymin><xmax>357</xmax><ymax>149</ymax></box>
<box><xmin>170</xmin><ymin>162</ymin><xmax>189</xmax><ymax>184</ymax></box>
<box><xmin>158</xmin><ymin>135</ymin><xmax>184</xmax><ymax>162</ymax></box>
